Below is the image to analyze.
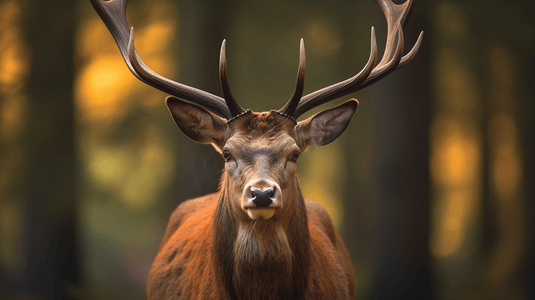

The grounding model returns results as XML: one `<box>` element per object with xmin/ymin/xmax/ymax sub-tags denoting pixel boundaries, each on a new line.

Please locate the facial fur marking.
<box><xmin>250</xmin><ymin>149</ymin><xmax>271</xmax><ymax>157</ymax></box>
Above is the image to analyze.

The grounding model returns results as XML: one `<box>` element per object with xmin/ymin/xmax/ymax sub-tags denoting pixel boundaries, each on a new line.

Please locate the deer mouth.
<box><xmin>242</xmin><ymin>180</ymin><xmax>282</xmax><ymax>220</ymax></box>
<box><xmin>243</xmin><ymin>197</ymin><xmax>280</xmax><ymax>220</ymax></box>
<box><xmin>245</xmin><ymin>207</ymin><xmax>277</xmax><ymax>220</ymax></box>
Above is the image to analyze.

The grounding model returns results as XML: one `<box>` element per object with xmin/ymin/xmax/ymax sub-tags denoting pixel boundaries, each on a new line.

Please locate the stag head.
<box><xmin>90</xmin><ymin>0</ymin><xmax>423</xmax><ymax>221</ymax></box>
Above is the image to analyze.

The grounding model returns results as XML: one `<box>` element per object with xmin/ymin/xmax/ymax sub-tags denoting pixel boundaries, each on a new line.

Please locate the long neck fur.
<box><xmin>213</xmin><ymin>173</ymin><xmax>311</xmax><ymax>300</ymax></box>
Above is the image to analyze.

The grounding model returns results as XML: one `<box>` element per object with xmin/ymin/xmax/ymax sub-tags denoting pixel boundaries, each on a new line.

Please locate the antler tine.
<box><xmin>396</xmin><ymin>31</ymin><xmax>423</xmax><ymax>69</ymax></box>
<box><xmin>359</xmin><ymin>23</ymin><xmax>405</xmax><ymax>86</ymax></box>
<box><xmin>90</xmin><ymin>0</ymin><xmax>233</xmax><ymax>119</ymax></box>
<box><xmin>278</xmin><ymin>38</ymin><xmax>306</xmax><ymax>118</ymax></box>
<box><xmin>355</xmin><ymin>0</ymin><xmax>414</xmax><ymax>87</ymax></box>
<box><xmin>219</xmin><ymin>40</ymin><xmax>246</xmax><ymax>117</ymax></box>
<box><xmin>293</xmin><ymin>28</ymin><xmax>378</xmax><ymax>118</ymax></box>
<box><xmin>373</xmin><ymin>0</ymin><xmax>414</xmax><ymax>67</ymax></box>
<box><xmin>290</xmin><ymin>0</ymin><xmax>423</xmax><ymax>119</ymax></box>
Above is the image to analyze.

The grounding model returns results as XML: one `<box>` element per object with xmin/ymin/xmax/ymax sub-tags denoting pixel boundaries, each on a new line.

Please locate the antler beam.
<box><xmin>90</xmin><ymin>0</ymin><xmax>238</xmax><ymax>119</ymax></box>
<box><xmin>281</xmin><ymin>0</ymin><xmax>423</xmax><ymax>119</ymax></box>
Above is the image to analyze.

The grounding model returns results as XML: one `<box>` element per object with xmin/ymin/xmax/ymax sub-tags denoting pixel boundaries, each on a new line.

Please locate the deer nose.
<box><xmin>250</xmin><ymin>188</ymin><xmax>274</xmax><ymax>207</ymax></box>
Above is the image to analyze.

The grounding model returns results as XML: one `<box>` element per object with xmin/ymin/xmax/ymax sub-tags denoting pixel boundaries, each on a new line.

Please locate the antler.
<box><xmin>279</xmin><ymin>0</ymin><xmax>424</xmax><ymax>119</ymax></box>
<box><xmin>219</xmin><ymin>40</ymin><xmax>247</xmax><ymax>117</ymax></box>
<box><xmin>90</xmin><ymin>0</ymin><xmax>245</xmax><ymax>119</ymax></box>
<box><xmin>278</xmin><ymin>38</ymin><xmax>306</xmax><ymax>118</ymax></box>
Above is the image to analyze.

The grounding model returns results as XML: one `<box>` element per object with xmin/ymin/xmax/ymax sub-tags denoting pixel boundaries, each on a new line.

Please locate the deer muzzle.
<box><xmin>242</xmin><ymin>179</ymin><xmax>281</xmax><ymax>220</ymax></box>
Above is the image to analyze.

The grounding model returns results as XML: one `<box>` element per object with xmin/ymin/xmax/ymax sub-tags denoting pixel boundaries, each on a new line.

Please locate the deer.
<box><xmin>90</xmin><ymin>0</ymin><xmax>422</xmax><ymax>299</ymax></box>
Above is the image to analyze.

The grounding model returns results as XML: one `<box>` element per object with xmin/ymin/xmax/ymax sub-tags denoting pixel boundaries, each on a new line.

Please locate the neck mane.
<box><xmin>213</xmin><ymin>175</ymin><xmax>311</xmax><ymax>300</ymax></box>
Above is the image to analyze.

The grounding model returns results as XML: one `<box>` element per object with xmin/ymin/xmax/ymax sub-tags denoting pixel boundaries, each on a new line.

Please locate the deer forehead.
<box><xmin>225</xmin><ymin>137</ymin><xmax>298</xmax><ymax>159</ymax></box>
<box><xmin>225</xmin><ymin>111</ymin><xmax>299</xmax><ymax>153</ymax></box>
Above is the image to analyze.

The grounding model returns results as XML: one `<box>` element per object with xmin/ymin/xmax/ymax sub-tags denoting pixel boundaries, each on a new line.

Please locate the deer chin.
<box><xmin>246</xmin><ymin>207</ymin><xmax>277</xmax><ymax>220</ymax></box>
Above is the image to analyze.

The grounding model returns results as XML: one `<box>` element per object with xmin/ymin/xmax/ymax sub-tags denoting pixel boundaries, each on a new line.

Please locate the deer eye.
<box><xmin>223</xmin><ymin>150</ymin><xmax>231</xmax><ymax>161</ymax></box>
<box><xmin>291</xmin><ymin>151</ymin><xmax>300</xmax><ymax>162</ymax></box>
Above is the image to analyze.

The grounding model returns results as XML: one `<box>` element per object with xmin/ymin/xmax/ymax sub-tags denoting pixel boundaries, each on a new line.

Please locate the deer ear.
<box><xmin>292</xmin><ymin>99</ymin><xmax>358</xmax><ymax>148</ymax></box>
<box><xmin>166</xmin><ymin>96</ymin><xmax>229</xmax><ymax>151</ymax></box>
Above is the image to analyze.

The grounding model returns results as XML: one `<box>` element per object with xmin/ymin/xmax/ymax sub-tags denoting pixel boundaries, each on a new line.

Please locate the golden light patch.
<box><xmin>76</xmin><ymin>56</ymin><xmax>137</xmax><ymax>122</ymax></box>
<box><xmin>430</xmin><ymin>188</ymin><xmax>478</xmax><ymax>258</ymax></box>
<box><xmin>137</xmin><ymin>21</ymin><xmax>176</xmax><ymax>56</ymax></box>
<box><xmin>430</xmin><ymin>116</ymin><xmax>482</xmax><ymax>258</ymax></box>
<box><xmin>76</xmin><ymin>17</ymin><xmax>117</xmax><ymax>61</ymax></box>
<box><xmin>89</xmin><ymin>149</ymin><xmax>125</xmax><ymax>185</ymax></box>
<box><xmin>488</xmin><ymin>113</ymin><xmax>521</xmax><ymax>217</ymax></box>
<box><xmin>121</xmin><ymin>140</ymin><xmax>175</xmax><ymax>208</ymax></box>
<box><xmin>492</xmin><ymin>147</ymin><xmax>520</xmax><ymax>201</ymax></box>
<box><xmin>75</xmin><ymin>12</ymin><xmax>177</xmax><ymax>121</ymax></box>
<box><xmin>0</xmin><ymin>1</ymin><xmax>19</xmax><ymax>24</ymax></box>
<box><xmin>431</xmin><ymin>116</ymin><xmax>480</xmax><ymax>188</ymax></box>
<box><xmin>300</xmin><ymin>145</ymin><xmax>344</xmax><ymax>229</ymax></box>
<box><xmin>85</xmin><ymin>128</ymin><xmax>175</xmax><ymax>209</ymax></box>
<box><xmin>489</xmin><ymin>113</ymin><xmax>520</xmax><ymax>200</ymax></box>
<box><xmin>0</xmin><ymin>46</ymin><xmax>28</xmax><ymax>90</ymax></box>
<box><xmin>0</xmin><ymin>1</ymin><xmax>29</xmax><ymax>93</ymax></box>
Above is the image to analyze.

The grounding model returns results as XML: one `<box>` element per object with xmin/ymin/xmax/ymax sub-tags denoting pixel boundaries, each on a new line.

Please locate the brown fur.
<box><xmin>147</xmin><ymin>110</ymin><xmax>356</xmax><ymax>300</ymax></box>
<box><xmin>147</xmin><ymin>193</ymin><xmax>355</xmax><ymax>300</ymax></box>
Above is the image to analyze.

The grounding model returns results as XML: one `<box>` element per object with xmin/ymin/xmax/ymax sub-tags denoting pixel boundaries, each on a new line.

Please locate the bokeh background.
<box><xmin>0</xmin><ymin>0</ymin><xmax>534</xmax><ymax>299</ymax></box>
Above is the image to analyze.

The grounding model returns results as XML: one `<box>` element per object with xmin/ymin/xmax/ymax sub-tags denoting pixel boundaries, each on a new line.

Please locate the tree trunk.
<box><xmin>18</xmin><ymin>1</ymin><xmax>80</xmax><ymax>298</ymax></box>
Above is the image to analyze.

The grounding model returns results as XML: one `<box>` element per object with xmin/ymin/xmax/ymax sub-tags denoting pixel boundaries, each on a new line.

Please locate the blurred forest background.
<box><xmin>0</xmin><ymin>0</ymin><xmax>534</xmax><ymax>299</ymax></box>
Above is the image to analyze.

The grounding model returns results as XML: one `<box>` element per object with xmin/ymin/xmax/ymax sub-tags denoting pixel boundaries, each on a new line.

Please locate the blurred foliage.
<box><xmin>0</xmin><ymin>0</ymin><xmax>533</xmax><ymax>299</ymax></box>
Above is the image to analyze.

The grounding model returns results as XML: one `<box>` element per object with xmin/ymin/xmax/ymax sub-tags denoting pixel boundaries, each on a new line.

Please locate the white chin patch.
<box><xmin>246</xmin><ymin>208</ymin><xmax>276</xmax><ymax>220</ymax></box>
